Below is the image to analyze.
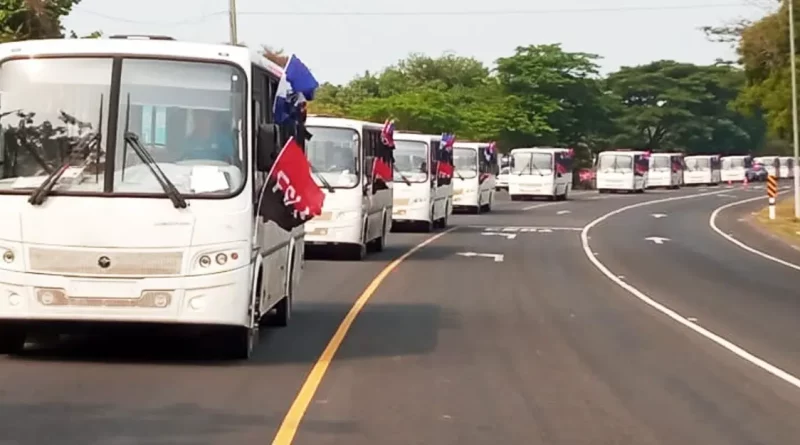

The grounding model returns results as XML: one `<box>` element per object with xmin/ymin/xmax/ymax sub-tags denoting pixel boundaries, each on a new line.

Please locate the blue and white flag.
<box><xmin>273</xmin><ymin>54</ymin><xmax>319</xmax><ymax>125</ymax></box>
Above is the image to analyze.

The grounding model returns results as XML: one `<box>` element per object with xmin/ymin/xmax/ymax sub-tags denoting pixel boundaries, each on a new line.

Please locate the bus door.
<box><xmin>634</xmin><ymin>154</ymin><xmax>649</xmax><ymax>181</ymax></box>
<box><xmin>432</xmin><ymin>139</ymin><xmax>451</xmax><ymax>188</ymax></box>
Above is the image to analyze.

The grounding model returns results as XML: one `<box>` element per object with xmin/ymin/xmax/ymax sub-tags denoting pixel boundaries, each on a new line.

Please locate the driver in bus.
<box><xmin>181</xmin><ymin>110</ymin><xmax>235</xmax><ymax>163</ymax></box>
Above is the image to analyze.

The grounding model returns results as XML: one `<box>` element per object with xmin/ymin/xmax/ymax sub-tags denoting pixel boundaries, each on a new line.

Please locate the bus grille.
<box><xmin>28</xmin><ymin>248</ymin><xmax>183</xmax><ymax>276</ymax></box>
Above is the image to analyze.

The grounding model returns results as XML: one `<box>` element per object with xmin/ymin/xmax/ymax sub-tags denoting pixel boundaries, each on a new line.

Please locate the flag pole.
<box><xmin>228</xmin><ymin>0</ymin><xmax>238</xmax><ymax>44</ymax></box>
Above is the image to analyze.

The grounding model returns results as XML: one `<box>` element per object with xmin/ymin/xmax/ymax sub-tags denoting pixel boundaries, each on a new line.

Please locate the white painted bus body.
<box><xmin>392</xmin><ymin>133</ymin><xmax>452</xmax><ymax>229</ymax></box>
<box><xmin>683</xmin><ymin>155</ymin><xmax>721</xmax><ymax>185</ymax></box>
<box><xmin>779</xmin><ymin>156</ymin><xmax>794</xmax><ymax>178</ymax></box>
<box><xmin>452</xmin><ymin>142</ymin><xmax>497</xmax><ymax>211</ymax></box>
<box><xmin>595</xmin><ymin>150</ymin><xmax>648</xmax><ymax>192</ymax></box>
<box><xmin>508</xmin><ymin>147</ymin><xmax>572</xmax><ymax>200</ymax></box>
<box><xmin>720</xmin><ymin>155</ymin><xmax>750</xmax><ymax>183</ymax></box>
<box><xmin>753</xmin><ymin>156</ymin><xmax>779</xmax><ymax>178</ymax></box>
<box><xmin>304</xmin><ymin>117</ymin><xmax>393</xmax><ymax>257</ymax></box>
<box><xmin>646</xmin><ymin>153</ymin><xmax>683</xmax><ymax>188</ymax></box>
<box><xmin>0</xmin><ymin>38</ymin><xmax>306</xmax><ymax>357</ymax></box>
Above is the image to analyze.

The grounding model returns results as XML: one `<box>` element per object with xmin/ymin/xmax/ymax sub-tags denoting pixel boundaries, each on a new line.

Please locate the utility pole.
<box><xmin>228</xmin><ymin>0</ymin><xmax>238</xmax><ymax>45</ymax></box>
<box><xmin>789</xmin><ymin>0</ymin><xmax>800</xmax><ymax>217</ymax></box>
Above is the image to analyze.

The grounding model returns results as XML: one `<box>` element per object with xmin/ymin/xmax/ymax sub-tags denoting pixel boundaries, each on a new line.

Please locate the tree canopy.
<box><xmin>308</xmin><ymin>44</ymin><xmax>768</xmax><ymax>162</ymax></box>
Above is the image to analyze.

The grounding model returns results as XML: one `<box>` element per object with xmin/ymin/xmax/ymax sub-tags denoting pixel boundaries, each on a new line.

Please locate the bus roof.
<box><xmin>394</xmin><ymin>132</ymin><xmax>441</xmax><ymax>143</ymax></box>
<box><xmin>599</xmin><ymin>150</ymin><xmax>647</xmax><ymax>155</ymax></box>
<box><xmin>722</xmin><ymin>154</ymin><xmax>751</xmax><ymax>158</ymax></box>
<box><xmin>649</xmin><ymin>152</ymin><xmax>683</xmax><ymax>156</ymax></box>
<box><xmin>684</xmin><ymin>154</ymin><xmax>720</xmax><ymax>159</ymax></box>
<box><xmin>0</xmin><ymin>36</ymin><xmax>280</xmax><ymax>76</ymax></box>
<box><xmin>510</xmin><ymin>147</ymin><xmax>569</xmax><ymax>153</ymax></box>
<box><xmin>305</xmin><ymin>116</ymin><xmax>384</xmax><ymax>132</ymax></box>
<box><xmin>453</xmin><ymin>141</ymin><xmax>490</xmax><ymax>149</ymax></box>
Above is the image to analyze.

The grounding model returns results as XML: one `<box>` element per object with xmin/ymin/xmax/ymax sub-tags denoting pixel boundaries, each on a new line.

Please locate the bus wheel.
<box><xmin>220</xmin><ymin>325</ymin><xmax>257</xmax><ymax>360</ymax></box>
<box><xmin>372</xmin><ymin>216</ymin><xmax>387</xmax><ymax>252</ymax></box>
<box><xmin>0</xmin><ymin>326</ymin><xmax>25</xmax><ymax>354</ymax></box>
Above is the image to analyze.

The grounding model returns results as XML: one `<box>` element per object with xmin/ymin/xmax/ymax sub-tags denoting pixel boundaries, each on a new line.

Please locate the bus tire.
<box><xmin>272</xmin><ymin>250</ymin><xmax>294</xmax><ymax>327</ymax></box>
<box><xmin>220</xmin><ymin>325</ymin><xmax>257</xmax><ymax>360</ymax></box>
<box><xmin>0</xmin><ymin>326</ymin><xmax>26</xmax><ymax>354</ymax></box>
<box><xmin>372</xmin><ymin>215</ymin><xmax>387</xmax><ymax>252</ymax></box>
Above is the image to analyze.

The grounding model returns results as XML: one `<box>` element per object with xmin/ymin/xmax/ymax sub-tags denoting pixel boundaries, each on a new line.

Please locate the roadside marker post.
<box><xmin>767</xmin><ymin>174</ymin><xmax>778</xmax><ymax>220</ymax></box>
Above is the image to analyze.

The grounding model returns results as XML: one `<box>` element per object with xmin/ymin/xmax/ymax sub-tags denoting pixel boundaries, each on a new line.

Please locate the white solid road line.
<box><xmin>709</xmin><ymin>188</ymin><xmax>800</xmax><ymax>272</ymax></box>
<box><xmin>581</xmin><ymin>188</ymin><xmax>800</xmax><ymax>391</ymax></box>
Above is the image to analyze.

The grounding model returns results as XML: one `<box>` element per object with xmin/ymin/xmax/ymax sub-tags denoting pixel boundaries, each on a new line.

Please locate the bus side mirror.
<box><xmin>256</xmin><ymin>123</ymin><xmax>279</xmax><ymax>172</ymax></box>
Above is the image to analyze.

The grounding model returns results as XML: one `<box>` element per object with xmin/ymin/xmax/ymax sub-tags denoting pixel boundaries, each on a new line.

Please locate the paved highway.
<box><xmin>3</xmin><ymin>184</ymin><xmax>800</xmax><ymax>444</ymax></box>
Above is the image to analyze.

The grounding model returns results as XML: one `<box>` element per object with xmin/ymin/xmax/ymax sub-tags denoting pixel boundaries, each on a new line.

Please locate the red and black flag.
<box><xmin>258</xmin><ymin>136</ymin><xmax>326</xmax><ymax>231</ymax></box>
<box><xmin>372</xmin><ymin>119</ymin><xmax>395</xmax><ymax>191</ymax></box>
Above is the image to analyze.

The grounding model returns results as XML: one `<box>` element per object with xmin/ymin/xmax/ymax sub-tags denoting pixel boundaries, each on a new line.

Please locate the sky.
<box><xmin>62</xmin><ymin>0</ymin><xmax>777</xmax><ymax>85</ymax></box>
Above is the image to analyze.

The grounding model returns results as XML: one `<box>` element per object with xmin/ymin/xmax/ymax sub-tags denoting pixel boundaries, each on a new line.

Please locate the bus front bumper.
<box><xmin>0</xmin><ymin>266</ymin><xmax>252</xmax><ymax>327</ymax></box>
<box><xmin>304</xmin><ymin>216</ymin><xmax>363</xmax><ymax>245</ymax></box>
<box><xmin>392</xmin><ymin>201</ymin><xmax>429</xmax><ymax>222</ymax></box>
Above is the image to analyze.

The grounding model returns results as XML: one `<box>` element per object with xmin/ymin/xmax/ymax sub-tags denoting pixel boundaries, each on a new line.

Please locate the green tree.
<box><xmin>0</xmin><ymin>0</ymin><xmax>84</xmax><ymax>42</ymax></box>
<box><xmin>309</xmin><ymin>53</ymin><xmax>524</xmax><ymax>146</ymax></box>
<box><xmin>495</xmin><ymin>44</ymin><xmax>615</xmax><ymax>163</ymax></box>
<box><xmin>605</xmin><ymin>60</ymin><xmax>763</xmax><ymax>154</ymax></box>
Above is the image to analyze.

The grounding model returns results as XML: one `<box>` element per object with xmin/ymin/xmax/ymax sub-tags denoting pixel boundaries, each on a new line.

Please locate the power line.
<box><xmin>75</xmin><ymin>3</ymin><xmax>761</xmax><ymax>26</ymax></box>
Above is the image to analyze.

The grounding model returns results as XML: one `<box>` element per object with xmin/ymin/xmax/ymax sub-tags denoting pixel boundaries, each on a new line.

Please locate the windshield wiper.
<box><xmin>124</xmin><ymin>132</ymin><xmax>187</xmax><ymax>208</ymax></box>
<box><xmin>392</xmin><ymin>164</ymin><xmax>411</xmax><ymax>185</ymax></box>
<box><xmin>309</xmin><ymin>164</ymin><xmax>335</xmax><ymax>193</ymax></box>
<box><xmin>29</xmin><ymin>128</ymin><xmax>101</xmax><ymax>206</ymax></box>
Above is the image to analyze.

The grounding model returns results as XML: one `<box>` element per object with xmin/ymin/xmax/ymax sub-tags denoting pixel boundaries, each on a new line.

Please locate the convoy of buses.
<box><xmin>593</xmin><ymin>149</ymin><xmax>793</xmax><ymax>193</ymax></box>
<box><xmin>0</xmin><ymin>36</ymin><xmax>792</xmax><ymax>361</ymax></box>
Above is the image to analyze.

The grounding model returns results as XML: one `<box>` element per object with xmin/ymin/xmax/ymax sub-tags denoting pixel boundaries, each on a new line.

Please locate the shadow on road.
<box><xmin>0</xmin><ymin>402</ymin><xmax>276</xmax><ymax>445</ymax></box>
<box><xmin>10</xmin><ymin>302</ymin><xmax>448</xmax><ymax>367</ymax></box>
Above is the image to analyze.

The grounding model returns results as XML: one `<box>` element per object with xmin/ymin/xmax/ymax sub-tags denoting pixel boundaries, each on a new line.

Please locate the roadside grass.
<box><xmin>754</xmin><ymin>197</ymin><xmax>800</xmax><ymax>242</ymax></box>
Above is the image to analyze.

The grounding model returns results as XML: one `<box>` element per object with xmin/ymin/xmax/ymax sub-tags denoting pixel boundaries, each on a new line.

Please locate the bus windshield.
<box><xmin>453</xmin><ymin>147</ymin><xmax>478</xmax><ymax>178</ymax></box>
<box><xmin>722</xmin><ymin>157</ymin><xmax>745</xmax><ymax>169</ymax></box>
<box><xmin>598</xmin><ymin>154</ymin><xmax>632</xmax><ymax>171</ymax></box>
<box><xmin>393</xmin><ymin>140</ymin><xmax>427</xmax><ymax>182</ymax></box>
<box><xmin>305</xmin><ymin>126</ymin><xmax>360</xmax><ymax>188</ymax></box>
<box><xmin>685</xmin><ymin>158</ymin><xmax>710</xmax><ymax>170</ymax></box>
<box><xmin>0</xmin><ymin>57</ymin><xmax>247</xmax><ymax>197</ymax></box>
<box><xmin>650</xmin><ymin>156</ymin><xmax>670</xmax><ymax>169</ymax></box>
<box><xmin>512</xmin><ymin>152</ymin><xmax>552</xmax><ymax>174</ymax></box>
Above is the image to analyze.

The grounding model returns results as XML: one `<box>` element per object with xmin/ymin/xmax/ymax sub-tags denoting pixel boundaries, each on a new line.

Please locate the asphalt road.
<box><xmin>3</xmin><ymin>183</ymin><xmax>800</xmax><ymax>444</ymax></box>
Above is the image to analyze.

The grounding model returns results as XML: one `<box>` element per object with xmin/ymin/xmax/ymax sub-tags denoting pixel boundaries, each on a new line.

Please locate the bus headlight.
<box><xmin>2</xmin><ymin>250</ymin><xmax>14</xmax><ymax>263</ymax></box>
<box><xmin>190</xmin><ymin>243</ymin><xmax>248</xmax><ymax>275</ymax></box>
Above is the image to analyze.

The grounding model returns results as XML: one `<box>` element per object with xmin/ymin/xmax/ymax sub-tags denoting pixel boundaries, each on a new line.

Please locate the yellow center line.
<box><xmin>271</xmin><ymin>225</ymin><xmax>459</xmax><ymax>445</ymax></box>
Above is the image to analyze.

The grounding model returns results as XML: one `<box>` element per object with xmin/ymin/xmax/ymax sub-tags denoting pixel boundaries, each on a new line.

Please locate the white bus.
<box><xmin>303</xmin><ymin>116</ymin><xmax>393</xmax><ymax>258</ymax></box>
<box><xmin>595</xmin><ymin>150</ymin><xmax>648</xmax><ymax>193</ymax></box>
<box><xmin>452</xmin><ymin>142</ymin><xmax>498</xmax><ymax>211</ymax></box>
<box><xmin>647</xmin><ymin>152</ymin><xmax>683</xmax><ymax>189</ymax></box>
<box><xmin>391</xmin><ymin>132</ymin><xmax>453</xmax><ymax>230</ymax></box>
<box><xmin>779</xmin><ymin>156</ymin><xmax>794</xmax><ymax>179</ymax></box>
<box><xmin>753</xmin><ymin>155</ymin><xmax>779</xmax><ymax>178</ymax></box>
<box><xmin>508</xmin><ymin>147</ymin><xmax>573</xmax><ymax>200</ymax></box>
<box><xmin>0</xmin><ymin>36</ymin><xmax>311</xmax><ymax>359</ymax></box>
<box><xmin>683</xmin><ymin>155</ymin><xmax>721</xmax><ymax>185</ymax></box>
<box><xmin>720</xmin><ymin>155</ymin><xmax>751</xmax><ymax>183</ymax></box>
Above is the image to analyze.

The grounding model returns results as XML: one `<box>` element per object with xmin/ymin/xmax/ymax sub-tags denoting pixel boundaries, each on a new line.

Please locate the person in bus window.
<box><xmin>181</xmin><ymin>110</ymin><xmax>235</xmax><ymax>163</ymax></box>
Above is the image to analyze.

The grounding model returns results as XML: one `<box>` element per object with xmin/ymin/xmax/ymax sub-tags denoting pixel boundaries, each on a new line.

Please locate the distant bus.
<box><xmin>683</xmin><ymin>154</ymin><xmax>721</xmax><ymax>185</ymax></box>
<box><xmin>303</xmin><ymin>116</ymin><xmax>394</xmax><ymax>260</ymax></box>
<box><xmin>452</xmin><ymin>142</ymin><xmax>498</xmax><ymax>212</ymax></box>
<box><xmin>779</xmin><ymin>156</ymin><xmax>794</xmax><ymax>179</ymax></box>
<box><xmin>720</xmin><ymin>155</ymin><xmax>751</xmax><ymax>183</ymax></box>
<box><xmin>508</xmin><ymin>147</ymin><xmax>573</xmax><ymax>200</ymax></box>
<box><xmin>753</xmin><ymin>155</ymin><xmax>779</xmax><ymax>178</ymax></box>
<box><xmin>647</xmin><ymin>152</ymin><xmax>683</xmax><ymax>189</ymax></box>
<box><xmin>595</xmin><ymin>150</ymin><xmax>648</xmax><ymax>193</ymax></box>
<box><xmin>391</xmin><ymin>132</ymin><xmax>453</xmax><ymax>230</ymax></box>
